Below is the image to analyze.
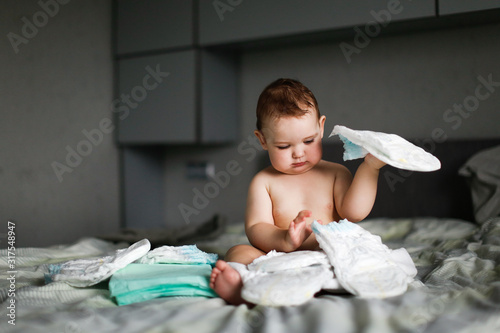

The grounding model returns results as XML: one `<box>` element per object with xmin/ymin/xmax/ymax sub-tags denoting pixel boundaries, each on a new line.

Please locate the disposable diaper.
<box><xmin>247</xmin><ymin>249</ymin><xmax>330</xmax><ymax>272</ymax></box>
<box><xmin>45</xmin><ymin>239</ymin><xmax>151</xmax><ymax>287</ymax></box>
<box><xmin>228</xmin><ymin>250</ymin><xmax>344</xmax><ymax>306</ymax></box>
<box><xmin>136</xmin><ymin>244</ymin><xmax>217</xmax><ymax>265</ymax></box>
<box><xmin>330</xmin><ymin>125</ymin><xmax>441</xmax><ymax>172</ymax></box>
<box><xmin>312</xmin><ymin>219</ymin><xmax>417</xmax><ymax>298</ymax></box>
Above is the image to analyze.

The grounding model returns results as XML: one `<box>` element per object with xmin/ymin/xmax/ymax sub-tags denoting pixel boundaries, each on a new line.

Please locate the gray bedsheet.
<box><xmin>1</xmin><ymin>217</ymin><xmax>500</xmax><ymax>333</ymax></box>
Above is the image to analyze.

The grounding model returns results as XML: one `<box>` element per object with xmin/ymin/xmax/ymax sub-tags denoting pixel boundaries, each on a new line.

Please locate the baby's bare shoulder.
<box><xmin>253</xmin><ymin>166</ymin><xmax>278</xmax><ymax>179</ymax></box>
<box><xmin>250</xmin><ymin>166</ymin><xmax>277</xmax><ymax>187</ymax></box>
<box><xmin>316</xmin><ymin>160</ymin><xmax>351</xmax><ymax>175</ymax></box>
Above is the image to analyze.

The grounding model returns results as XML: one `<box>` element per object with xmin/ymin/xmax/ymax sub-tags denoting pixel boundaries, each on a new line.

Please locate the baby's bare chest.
<box><xmin>268</xmin><ymin>174</ymin><xmax>335</xmax><ymax>227</ymax></box>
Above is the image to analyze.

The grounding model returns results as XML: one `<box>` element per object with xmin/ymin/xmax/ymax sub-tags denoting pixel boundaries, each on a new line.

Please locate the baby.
<box><xmin>210</xmin><ymin>78</ymin><xmax>386</xmax><ymax>305</ymax></box>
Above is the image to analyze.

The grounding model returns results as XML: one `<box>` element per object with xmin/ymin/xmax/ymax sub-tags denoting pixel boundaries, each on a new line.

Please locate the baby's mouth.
<box><xmin>292</xmin><ymin>161</ymin><xmax>306</xmax><ymax>167</ymax></box>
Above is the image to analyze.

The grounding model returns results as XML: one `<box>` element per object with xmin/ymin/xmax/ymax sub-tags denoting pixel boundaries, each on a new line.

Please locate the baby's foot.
<box><xmin>210</xmin><ymin>260</ymin><xmax>246</xmax><ymax>305</ymax></box>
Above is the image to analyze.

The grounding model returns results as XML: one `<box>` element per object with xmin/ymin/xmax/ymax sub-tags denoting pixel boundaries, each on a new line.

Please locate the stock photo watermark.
<box><xmin>7</xmin><ymin>0</ymin><xmax>71</xmax><ymax>54</ymax></box>
<box><xmin>383</xmin><ymin>73</ymin><xmax>499</xmax><ymax>192</ymax></box>
<box><xmin>51</xmin><ymin>64</ymin><xmax>170</xmax><ymax>182</ymax></box>
<box><xmin>5</xmin><ymin>221</ymin><xmax>17</xmax><ymax>326</ymax></box>
<box><xmin>213</xmin><ymin>0</ymin><xmax>243</xmax><ymax>21</ymax></box>
<box><xmin>178</xmin><ymin>133</ymin><xmax>264</xmax><ymax>225</ymax></box>
<box><xmin>340</xmin><ymin>0</ymin><xmax>410</xmax><ymax>64</ymax></box>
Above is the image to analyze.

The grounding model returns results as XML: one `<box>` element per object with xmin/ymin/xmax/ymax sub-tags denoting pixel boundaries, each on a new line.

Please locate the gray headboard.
<box><xmin>322</xmin><ymin>138</ymin><xmax>500</xmax><ymax>222</ymax></box>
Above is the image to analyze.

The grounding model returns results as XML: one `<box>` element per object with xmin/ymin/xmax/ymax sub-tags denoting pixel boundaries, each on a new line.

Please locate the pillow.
<box><xmin>459</xmin><ymin>145</ymin><xmax>500</xmax><ymax>224</ymax></box>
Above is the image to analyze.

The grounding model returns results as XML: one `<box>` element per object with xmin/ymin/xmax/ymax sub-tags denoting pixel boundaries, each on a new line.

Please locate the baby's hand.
<box><xmin>285</xmin><ymin>210</ymin><xmax>313</xmax><ymax>252</ymax></box>
<box><xmin>364</xmin><ymin>153</ymin><xmax>386</xmax><ymax>170</ymax></box>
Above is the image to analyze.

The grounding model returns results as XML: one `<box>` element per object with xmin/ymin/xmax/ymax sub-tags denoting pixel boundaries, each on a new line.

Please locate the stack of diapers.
<box><xmin>330</xmin><ymin>125</ymin><xmax>441</xmax><ymax>172</ymax></box>
<box><xmin>109</xmin><ymin>245</ymin><xmax>218</xmax><ymax>305</ymax></box>
<box><xmin>109</xmin><ymin>263</ymin><xmax>217</xmax><ymax>305</ymax></box>
<box><xmin>45</xmin><ymin>240</ymin><xmax>219</xmax><ymax>306</ymax></box>
<box><xmin>232</xmin><ymin>219</ymin><xmax>417</xmax><ymax>306</ymax></box>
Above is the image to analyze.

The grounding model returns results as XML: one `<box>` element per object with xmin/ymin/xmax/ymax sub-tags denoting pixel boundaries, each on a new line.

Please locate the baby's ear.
<box><xmin>319</xmin><ymin>115</ymin><xmax>326</xmax><ymax>139</ymax></box>
<box><xmin>254</xmin><ymin>130</ymin><xmax>268</xmax><ymax>150</ymax></box>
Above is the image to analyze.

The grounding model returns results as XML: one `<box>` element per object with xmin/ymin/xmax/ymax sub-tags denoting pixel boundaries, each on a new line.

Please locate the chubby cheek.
<box><xmin>269</xmin><ymin>150</ymin><xmax>290</xmax><ymax>170</ymax></box>
<box><xmin>308</xmin><ymin>142</ymin><xmax>323</xmax><ymax>163</ymax></box>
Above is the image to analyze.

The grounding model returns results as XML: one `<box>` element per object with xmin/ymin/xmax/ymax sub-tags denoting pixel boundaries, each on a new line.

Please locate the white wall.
<box><xmin>0</xmin><ymin>0</ymin><xmax>119</xmax><ymax>247</ymax></box>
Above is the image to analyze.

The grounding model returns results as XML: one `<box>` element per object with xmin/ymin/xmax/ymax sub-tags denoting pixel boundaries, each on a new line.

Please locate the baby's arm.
<box><xmin>335</xmin><ymin>154</ymin><xmax>386</xmax><ymax>222</ymax></box>
<box><xmin>245</xmin><ymin>173</ymin><xmax>311</xmax><ymax>253</ymax></box>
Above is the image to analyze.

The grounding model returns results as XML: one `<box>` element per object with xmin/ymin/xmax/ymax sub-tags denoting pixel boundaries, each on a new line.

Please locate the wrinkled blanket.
<box><xmin>1</xmin><ymin>217</ymin><xmax>500</xmax><ymax>333</ymax></box>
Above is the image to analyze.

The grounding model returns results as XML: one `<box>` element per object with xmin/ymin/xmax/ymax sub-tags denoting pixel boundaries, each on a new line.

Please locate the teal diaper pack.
<box><xmin>109</xmin><ymin>263</ymin><xmax>217</xmax><ymax>306</ymax></box>
<box><xmin>109</xmin><ymin>244</ymin><xmax>218</xmax><ymax>305</ymax></box>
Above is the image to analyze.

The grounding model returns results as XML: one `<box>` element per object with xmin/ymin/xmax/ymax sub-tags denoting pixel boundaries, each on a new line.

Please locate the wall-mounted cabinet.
<box><xmin>116</xmin><ymin>0</ymin><xmax>194</xmax><ymax>55</ymax></box>
<box><xmin>439</xmin><ymin>0</ymin><xmax>500</xmax><ymax>16</ymax></box>
<box><xmin>117</xmin><ymin>50</ymin><xmax>197</xmax><ymax>144</ymax></box>
<box><xmin>115</xmin><ymin>0</ymin><xmax>238</xmax><ymax>229</ymax></box>
<box><xmin>199</xmin><ymin>0</ymin><xmax>435</xmax><ymax>46</ymax></box>
<box><xmin>117</xmin><ymin>49</ymin><xmax>238</xmax><ymax>145</ymax></box>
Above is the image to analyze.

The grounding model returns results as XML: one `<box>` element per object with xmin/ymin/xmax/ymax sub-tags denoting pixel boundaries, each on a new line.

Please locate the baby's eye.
<box><xmin>304</xmin><ymin>139</ymin><xmax>314</xmax><ymax>144</ymax></box>
<box><xmin>277</xmin><ymin>145</ymin><xmax>289</xmax><ymax>150</ymax></box>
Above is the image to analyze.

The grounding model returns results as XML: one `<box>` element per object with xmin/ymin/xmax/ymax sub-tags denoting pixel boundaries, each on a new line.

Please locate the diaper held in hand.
<box><xmin>330</xmin><ymin>125</ymin><xmax>441</xmax><ymax>172</ymax></box>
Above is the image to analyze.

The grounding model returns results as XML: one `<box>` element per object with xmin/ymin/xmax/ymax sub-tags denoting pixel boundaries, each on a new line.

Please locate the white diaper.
<box><xmin>330</xmin><ymin>125</ymin><xmax>441</xmax><ymax>172</ymax></box>
<box><xmin>136</xmin><ymin>244</ymin><xmax>217</xmax><ymax>265</ymax></box>
<box><xmin>46</xmin><ymin>239</ymin><xmax>151</xmax><ymax>287</ymax></box>
<box><xmin>228</xmin><ymin>250</ymin><xmax>343</xmax><ymax>306</ymax></box>
<box><xmin>247</xmin><ymin>249</ymin><xmax>330</xmax><ymax>272</ymax></box>
<box><xmin>312</xmin><ymin>220</ymin><xmax>417</xmax><ymax>298</ymax></box>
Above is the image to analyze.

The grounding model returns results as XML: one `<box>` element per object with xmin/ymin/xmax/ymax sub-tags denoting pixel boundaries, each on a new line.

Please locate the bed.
<box><xmin>2</xmin><ymin>139</ymin><xmax>500</xmax><ymax>333</ymax></box>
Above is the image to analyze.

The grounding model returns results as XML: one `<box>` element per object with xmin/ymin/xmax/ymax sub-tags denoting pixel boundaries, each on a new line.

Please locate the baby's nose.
<box><xmin>292</xmin><ymin>147</ymin><xmax>305</xmax><ymax>159</ymax></box>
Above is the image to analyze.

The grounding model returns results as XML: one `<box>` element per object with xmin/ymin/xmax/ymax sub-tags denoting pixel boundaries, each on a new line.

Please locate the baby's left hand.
<box><xmin>285</xmin><ymin>210</ymin><xmax>313</xmax><ymax>252</ymax></box>
<box><xmin>364</xmin><ymin>153</ymin><xmax>386</xmax><ymax>170</ymax></box>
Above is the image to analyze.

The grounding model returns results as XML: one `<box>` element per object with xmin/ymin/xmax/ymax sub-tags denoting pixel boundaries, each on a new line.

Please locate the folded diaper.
<box><xmin>330</xmin><ymin>125</ymin><xmax>441</xmax><ymax>172</ymax></box>
<box><xmin>45</xmin><ymin>239</ymin><xmax>151</xmax><ymax>287</ymax></box>
<box><xmin>109</xmin><ymin>263</ymin><xmax>217</xmax><ymax>305</ymax></box>
<box><xmin>228</xmin><ymin>250</ymin><xmax>344</xmax><ymax>306</ymax></box>
<box><xmin>136</xmin><ymin>244</ymin><xmax>217</xmax><ymax>265</ymax></box>
<box><xmin>312</xmin><ymin>219</ymin><xmax>417</xmax><ymax>298</ymax></box>
<box><xmin>247</xmin><ymin>249</ymin><xmax>330</xmax><ymax>272</ymax></box>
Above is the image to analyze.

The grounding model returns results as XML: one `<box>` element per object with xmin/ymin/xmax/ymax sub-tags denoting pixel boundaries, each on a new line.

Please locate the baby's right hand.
<box><xmin>285</xmin><ymin>210</ymin><xmax>313</xmax><ymax>252</ymax></box>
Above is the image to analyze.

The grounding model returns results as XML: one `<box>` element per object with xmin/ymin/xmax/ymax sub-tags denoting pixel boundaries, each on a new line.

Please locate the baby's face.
<box><xmin>257</xmin><ymin>110</ymin><xmax>326</xmax><ymax>175</ymax></box>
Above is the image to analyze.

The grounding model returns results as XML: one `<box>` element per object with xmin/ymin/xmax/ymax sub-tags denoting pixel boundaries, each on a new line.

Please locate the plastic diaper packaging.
<box><xmin>109</xmin><ymin>263</ymin><xmax>217</xmax><ymax>305</ymax></box>
<box><xmin>330</xmin><ymin>125</ymin><xmax>441</xmax><ymax>172</ymax></box>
